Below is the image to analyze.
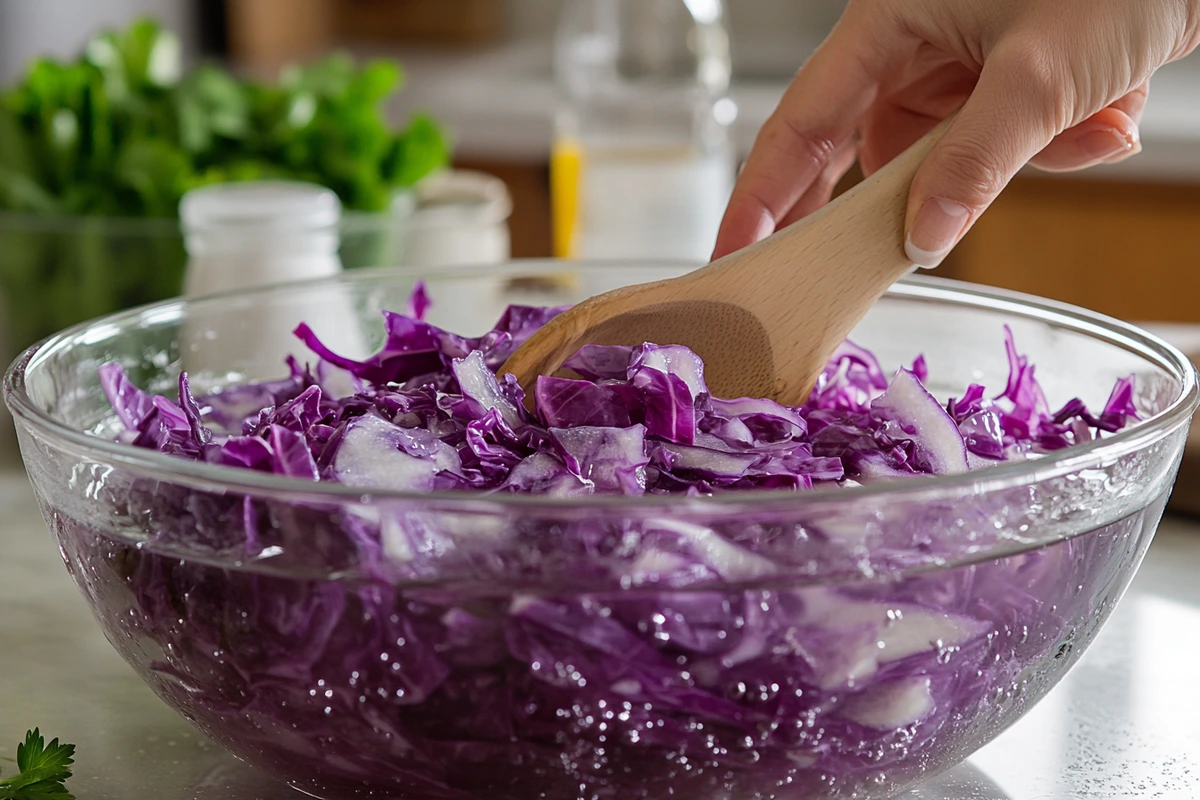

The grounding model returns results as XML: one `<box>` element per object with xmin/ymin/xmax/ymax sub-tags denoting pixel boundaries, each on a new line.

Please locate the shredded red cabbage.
<box><xmin>82</xmin><ymin>285</ymin><xmax>1147</xmax><ymax>799</ymax></box>
<box><xmin>100</xmin><ymin>285</ymin><xmax>1137</xmax><ymax>496</ymax></box>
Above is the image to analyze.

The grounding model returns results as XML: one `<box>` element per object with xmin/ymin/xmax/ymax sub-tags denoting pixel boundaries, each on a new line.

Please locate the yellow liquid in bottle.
<box><xmin>551</xmin><ymin>137</ymin><xmax>584</xmax><ymax>260</ymax></box>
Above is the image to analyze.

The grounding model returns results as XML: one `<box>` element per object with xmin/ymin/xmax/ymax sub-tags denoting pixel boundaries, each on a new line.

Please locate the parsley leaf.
<box><xmin>0</xmin><ymin>730</ymin><xmax>76</xmax><ymax>800</ymax></box>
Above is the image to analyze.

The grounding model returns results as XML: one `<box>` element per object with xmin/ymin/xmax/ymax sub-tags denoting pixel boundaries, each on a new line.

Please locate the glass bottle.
<box><xmin>552</xmin><ymin>0</ymin><xmax>736</xmax><ymax>263</ymax></box>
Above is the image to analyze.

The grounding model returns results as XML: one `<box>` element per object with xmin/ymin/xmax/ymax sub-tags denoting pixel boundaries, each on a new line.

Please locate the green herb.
<box><xmin>0</xmin><ymin>17</ymin><xmax>450</xmax><ymax>351</ymax></box>
<box><xmin>0</xmin><ymin>730</ymin><xmax>76</xmax><ymax>800</ymax></box>
<box><xmin>0</xmin><ymin>18</ymin><xmax>448</xmax><ymax>217</ymax></box>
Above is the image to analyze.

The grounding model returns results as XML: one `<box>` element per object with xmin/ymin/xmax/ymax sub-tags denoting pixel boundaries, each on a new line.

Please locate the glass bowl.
<box><xmin>5</xmin><ymin>261</ymin><xmax>1196</xmax><ymax>800</ymax></box>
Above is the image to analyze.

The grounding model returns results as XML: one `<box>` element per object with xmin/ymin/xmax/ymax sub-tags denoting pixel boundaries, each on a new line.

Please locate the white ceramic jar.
<box><xmin>398</xmin><ymin>170</ymin><xmax>514</xmax><ymax>335</ymax></box>
<box><xmin>400</xmin><ymin>170</ymin><xmax>513</xmax><ymax>269</ymax></box>
<box><xmin>181</xmin><ymin>181</ymin><xmax>344</xmax><ymax>296</ymax></box>
<box><xmin>180</xmin><ymin>181</ymin><xmax>365</xmax><ymax>382</ymax></box>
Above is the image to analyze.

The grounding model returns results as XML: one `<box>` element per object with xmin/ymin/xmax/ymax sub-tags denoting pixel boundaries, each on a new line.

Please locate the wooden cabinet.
<box><xmin>337</xmin><ymin>0</ymin><xmax>502</xmax><ymax>43</ymax></box>
<box><xmin>226</xmin><ymin>0</ymin><xmax>502</xmax><ymax>70</ymax></box>
<box><xmin>451</xmin><ymin>164</ymin><xmax>1200</xmax><ymax>310</ymax></box>
<box><xmin>227</xmin><ymin>0</ymin><xmax>336</xmax><ymax>71</ymax></box>
<box><xmin>939</xmin><ymin>176</ymin><xmax>1200</xmax><ymax>323</ymax></box>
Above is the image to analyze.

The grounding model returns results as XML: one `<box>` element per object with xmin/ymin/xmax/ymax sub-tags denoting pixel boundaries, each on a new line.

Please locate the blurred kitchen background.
<box><xmin>4</xmin><ymin>0</ymin><xmax>1200</xmax><ymax>319</ymax></box>
<box><xmin>3</xmin><ymin>0</ymin><xmax>1200</xmax><ymax>360</ymax></box>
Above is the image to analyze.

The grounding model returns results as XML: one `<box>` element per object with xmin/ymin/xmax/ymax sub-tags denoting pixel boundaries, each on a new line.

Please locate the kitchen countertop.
<box><xmin>2</xmin><ymin>465</ymin><xmax>1199</xmax><ymax>799</ymax></box>
<box><xmin>376</xmin><ymin>38</ymin><xmax>1200</xmax><ymax>181</ymax></box>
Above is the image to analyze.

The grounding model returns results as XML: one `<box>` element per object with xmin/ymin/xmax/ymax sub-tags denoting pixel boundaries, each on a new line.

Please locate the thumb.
<box><xmin>905</xmin><ymin>49</ymin><xmax>1064</xmax><ymax>268</ymax></box>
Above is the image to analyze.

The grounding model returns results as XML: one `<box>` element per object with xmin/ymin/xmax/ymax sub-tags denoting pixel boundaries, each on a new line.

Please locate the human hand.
<box><xmin>713</xmin><ymin>0</ymin><xmax>1200</xmax><ymax>267</ymax></box>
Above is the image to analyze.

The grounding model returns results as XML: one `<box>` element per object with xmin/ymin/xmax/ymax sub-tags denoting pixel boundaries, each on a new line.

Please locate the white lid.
<box><xmin>180</xmin><ymin>181</ymin><xmax>341</xmax><ymax>234</ymax></box>
<box><xmin>407</xmin><ymin>170</ymin><xmax>512</xmax><ymax>229</ymax></box>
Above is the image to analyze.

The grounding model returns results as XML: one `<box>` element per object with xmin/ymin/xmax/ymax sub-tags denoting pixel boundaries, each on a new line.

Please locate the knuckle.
<box><xmin>929</xmin><ymin>136</ymin><xmax>1010</xmax><ymax>206</ymax></box>
<box><xmin>994</xmin><ymin>38</ymin><xmax>1072</xmax><ymax>122</ymax></box>
<box><xmin>769</xmin><ymin>115</ymin><xmax>839</xmax><ymax>173</ymax></box>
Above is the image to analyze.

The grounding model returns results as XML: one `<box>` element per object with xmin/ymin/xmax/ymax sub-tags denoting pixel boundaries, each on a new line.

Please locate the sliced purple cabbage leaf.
<box><xmin>101</xmin><ymin>290</ymin><xmax>1139</xmax><ymax>495</ymax></box>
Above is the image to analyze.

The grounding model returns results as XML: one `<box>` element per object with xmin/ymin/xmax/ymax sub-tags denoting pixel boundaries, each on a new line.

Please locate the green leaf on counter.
<box><xmin>0</xmin><ymin>729</ymin><xmax>76</xmax><ymax>800</ymax></box>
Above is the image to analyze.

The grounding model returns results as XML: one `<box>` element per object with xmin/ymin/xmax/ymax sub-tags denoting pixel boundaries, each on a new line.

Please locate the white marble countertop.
<box><xmin>377</xmin><ymin>38</ymin><xmax>1200</xmax><ymax>181</ymax></box>
<box><xmin>1</xmin><ymin>464</ymin><xmax>1199</xmax><ymax>799</ymax></box>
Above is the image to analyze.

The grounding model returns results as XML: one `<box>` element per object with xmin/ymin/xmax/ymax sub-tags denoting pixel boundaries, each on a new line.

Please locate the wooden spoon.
<box><xmin>502</xmin><ymin>116</ymin><xmax>955</xmax><ymax>407</ymax></box>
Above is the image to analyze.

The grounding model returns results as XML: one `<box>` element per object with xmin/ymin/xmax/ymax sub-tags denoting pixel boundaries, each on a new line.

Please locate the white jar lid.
<box><xmin>181</xmin><ymin>180</ymin><xmax>341</xmax><ymax>234</ymax></box>
<box><xmin>407</xmin><ymin>170</ymin><xmax>512</xmax><ymax>230</ymax></box>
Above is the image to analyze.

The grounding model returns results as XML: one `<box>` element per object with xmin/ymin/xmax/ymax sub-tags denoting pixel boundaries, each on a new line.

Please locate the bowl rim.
<box><xmin>5</xmin><ymin>261</ymin><xmax>1199</xmax><ymax>516</ymax></box>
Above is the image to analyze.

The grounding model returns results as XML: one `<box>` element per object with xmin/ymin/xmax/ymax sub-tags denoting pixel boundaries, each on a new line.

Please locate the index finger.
<box><xmin>711</xmin><ymin>14</ymin><xmax>886</xmax><ymax>259</ymax></box>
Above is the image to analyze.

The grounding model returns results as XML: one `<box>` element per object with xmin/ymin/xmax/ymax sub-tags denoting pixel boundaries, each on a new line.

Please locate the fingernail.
<box><xmin>905</xmin><ymin>197</ymin><xmax>971</xmax><ymax>268</ymax></box>
<box><xmin>1078</xmin><ymin>127</ymin><xmax>1135</xmax><ymax>162</ymax></box>
<box><xmin>1104</xmin><ymin>135</ymin><xmax>1142</xmax><ymax>164</ymax></box>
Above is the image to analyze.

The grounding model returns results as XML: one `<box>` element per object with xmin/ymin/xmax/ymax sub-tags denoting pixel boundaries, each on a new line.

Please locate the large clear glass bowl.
<box><xmin>5</xmin><ymin>262</ymin><xmax>1197</xmax><ymax>800</ymax></box>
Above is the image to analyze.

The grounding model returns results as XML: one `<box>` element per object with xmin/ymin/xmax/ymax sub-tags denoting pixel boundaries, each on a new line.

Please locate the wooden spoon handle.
<box><xmin>500</xmin><ymin>114</ymin><xmax>961</xmax><ymax>409</ymax></box>
<box><xmin>691</xmin><ymin>114</ymin><xmax>959</xmax><ymax>404</ymax></box>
